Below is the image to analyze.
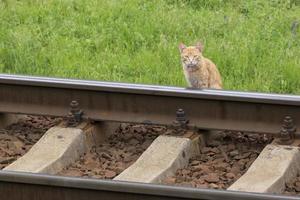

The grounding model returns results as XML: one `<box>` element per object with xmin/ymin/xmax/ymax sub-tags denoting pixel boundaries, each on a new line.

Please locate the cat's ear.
<box><xmin>195</xmin><ymin>42</ymin><xmax>204</xmax><ymax>52</ymax></box>
<box><xmin>179</xmin><ymin>43</ymin><xmax>186</xmax><ymax>53</ymax></box>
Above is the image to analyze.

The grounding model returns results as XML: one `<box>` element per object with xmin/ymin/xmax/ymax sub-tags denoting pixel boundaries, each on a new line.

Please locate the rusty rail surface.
<box><xmin>0</xmin><ymin>74</ymin><xmax>300</xmax><ymax>135</ymax></box>
<box><xmin>0</xmin><ymin>171</ymin><xmax>298</xmax><ymax>200</ymax></box>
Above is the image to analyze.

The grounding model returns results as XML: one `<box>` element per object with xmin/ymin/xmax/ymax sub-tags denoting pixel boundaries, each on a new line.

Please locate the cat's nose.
<box><xmin>187</xmin><ymin>63</ymin><xmax>196</xmax><ymax>68</ymax></box>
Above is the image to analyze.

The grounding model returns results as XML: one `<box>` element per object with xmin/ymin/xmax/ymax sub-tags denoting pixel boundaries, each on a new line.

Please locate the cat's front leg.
<box><xmin>186</xmin><ymin>86</ymin><xmax>201</xmax><ymax>90</ymax></box>
<box><xmin>186</xmin><ymin>82</ymin><xmax>207</xmax><ymax>90</ymax></box>
<box><xmin>189</xmin><ymin>77</ymin><xmax>201</xmax><ymax>88</ymax></box>
<box><xmin>198</xmin><ymin>78</ymin><xmax>209</xmax><ymax>89</ymax></box>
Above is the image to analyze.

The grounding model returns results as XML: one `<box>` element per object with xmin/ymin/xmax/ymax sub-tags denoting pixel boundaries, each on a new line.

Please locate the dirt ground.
<box><xmin>284</xmin><ymin>175</ymin><xmax>300</xmax><ymax>195</ymax></box>
<box><xmin>0</xmin><ymin>116</ymin><xmax>61</xmax><ymax>169</ymax></box>
<box><xmin>163</xmin><ymin>131</ymin><xmax>272</xmax><ymax>189</ymax></box>
<box><xmin>58</xmin><ymin>124</ymin><xmax>168</xmax><ymax>179</ymax></box>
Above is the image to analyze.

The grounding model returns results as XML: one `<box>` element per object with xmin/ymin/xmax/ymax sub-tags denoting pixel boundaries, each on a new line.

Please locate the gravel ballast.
<box><xmin>0</xmin><ymin>116</ymin><xmax>61</xmax><ymax>169</ymax></box>
<box><xmin>58</xmin><ymin>124</ymin><xmax>167</xmax><ymax>179</ymax></box>
<box><xmin>163</xmin><ymin>131</ymin><xmax>272</xmax><ymax>189</ymax></box>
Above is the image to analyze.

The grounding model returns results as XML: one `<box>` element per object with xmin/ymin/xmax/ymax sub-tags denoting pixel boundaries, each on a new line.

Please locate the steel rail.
<box><xmin>0</xmin><ymin>73</ymin><xmax>300</xmax><ymax>134</ymax></box>
<box><xmin>0</xmin><ymin>170</ymin><xmax>298</xmax><ymax>200</ymax></box>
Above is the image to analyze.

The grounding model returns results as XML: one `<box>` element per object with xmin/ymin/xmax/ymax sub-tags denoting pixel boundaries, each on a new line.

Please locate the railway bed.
<box><xmin>0</xmin><ymin>116</ymin><xmax>61</xmax><ymax>169</ymax></box>
<box><xmin>58</xmin><ymin>124</ymin><xmax>162</xmax><ymax>179</ymax></box>
<box><xmin>1</xmin><ymin>74</ymin><xmax>300</xmax><ymax>200</ymax></box>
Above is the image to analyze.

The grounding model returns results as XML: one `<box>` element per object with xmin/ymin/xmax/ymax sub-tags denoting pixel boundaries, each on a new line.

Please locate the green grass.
<box><xmin>0</xmin><ymin>0</ymin><xmax>300</xmax><ymax>94</ymax></box>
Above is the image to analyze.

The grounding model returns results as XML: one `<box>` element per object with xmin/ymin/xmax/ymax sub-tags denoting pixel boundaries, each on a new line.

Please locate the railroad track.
<box><xmin>0</xmin><ymin>74</ymin><xmax>300</xmax><ymax>200</ymax></box>
<box><xmin>0</xmin><ymin>170</ymin><xmax>295</xmax><ymax>200</ymax></box>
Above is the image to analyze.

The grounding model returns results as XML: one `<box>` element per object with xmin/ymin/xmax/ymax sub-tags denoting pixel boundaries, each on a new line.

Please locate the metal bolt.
<box><xmin>70</xmin><ymin>101</ymin><xmax>79</xmax><ymax>114</ymax></box>
<box><xmin>176</xmin><ymin>109</ymin><xmax>186</xmax><ymax>122</ymax></box>
<box><xmin>278</xmin><ymin>116</ymin><xmax>296</xmax><ymax>145</ymax></box>
<box><xmin>67</xmin><ymin>100</ymin><xmax>83</xmax><ymax>127</ymax></box>
<box><xmin>173</xmin><ymin>108</ymin><xmax>189</xmax><ymax>128</ymax></box>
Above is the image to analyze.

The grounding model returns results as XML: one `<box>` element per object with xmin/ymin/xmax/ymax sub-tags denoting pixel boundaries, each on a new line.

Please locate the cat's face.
<box><xmin>179</xmin><ymin>43</ymin><xmax>203</xmax><ymax>72</ymax></box>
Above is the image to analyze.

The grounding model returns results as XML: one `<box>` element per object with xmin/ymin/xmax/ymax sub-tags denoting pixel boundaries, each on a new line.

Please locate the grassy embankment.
<box><xmin>0</xmin><ymin>0</ymin><xmax>299</xmax><ymax>94</ymax></box>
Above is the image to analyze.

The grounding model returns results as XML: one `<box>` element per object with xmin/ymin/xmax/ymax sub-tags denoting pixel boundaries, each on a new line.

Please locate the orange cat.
<box><xmin>179</xmin><ymin>42</ymin><xmax>222</xmax><ymax>89</ymax></box>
